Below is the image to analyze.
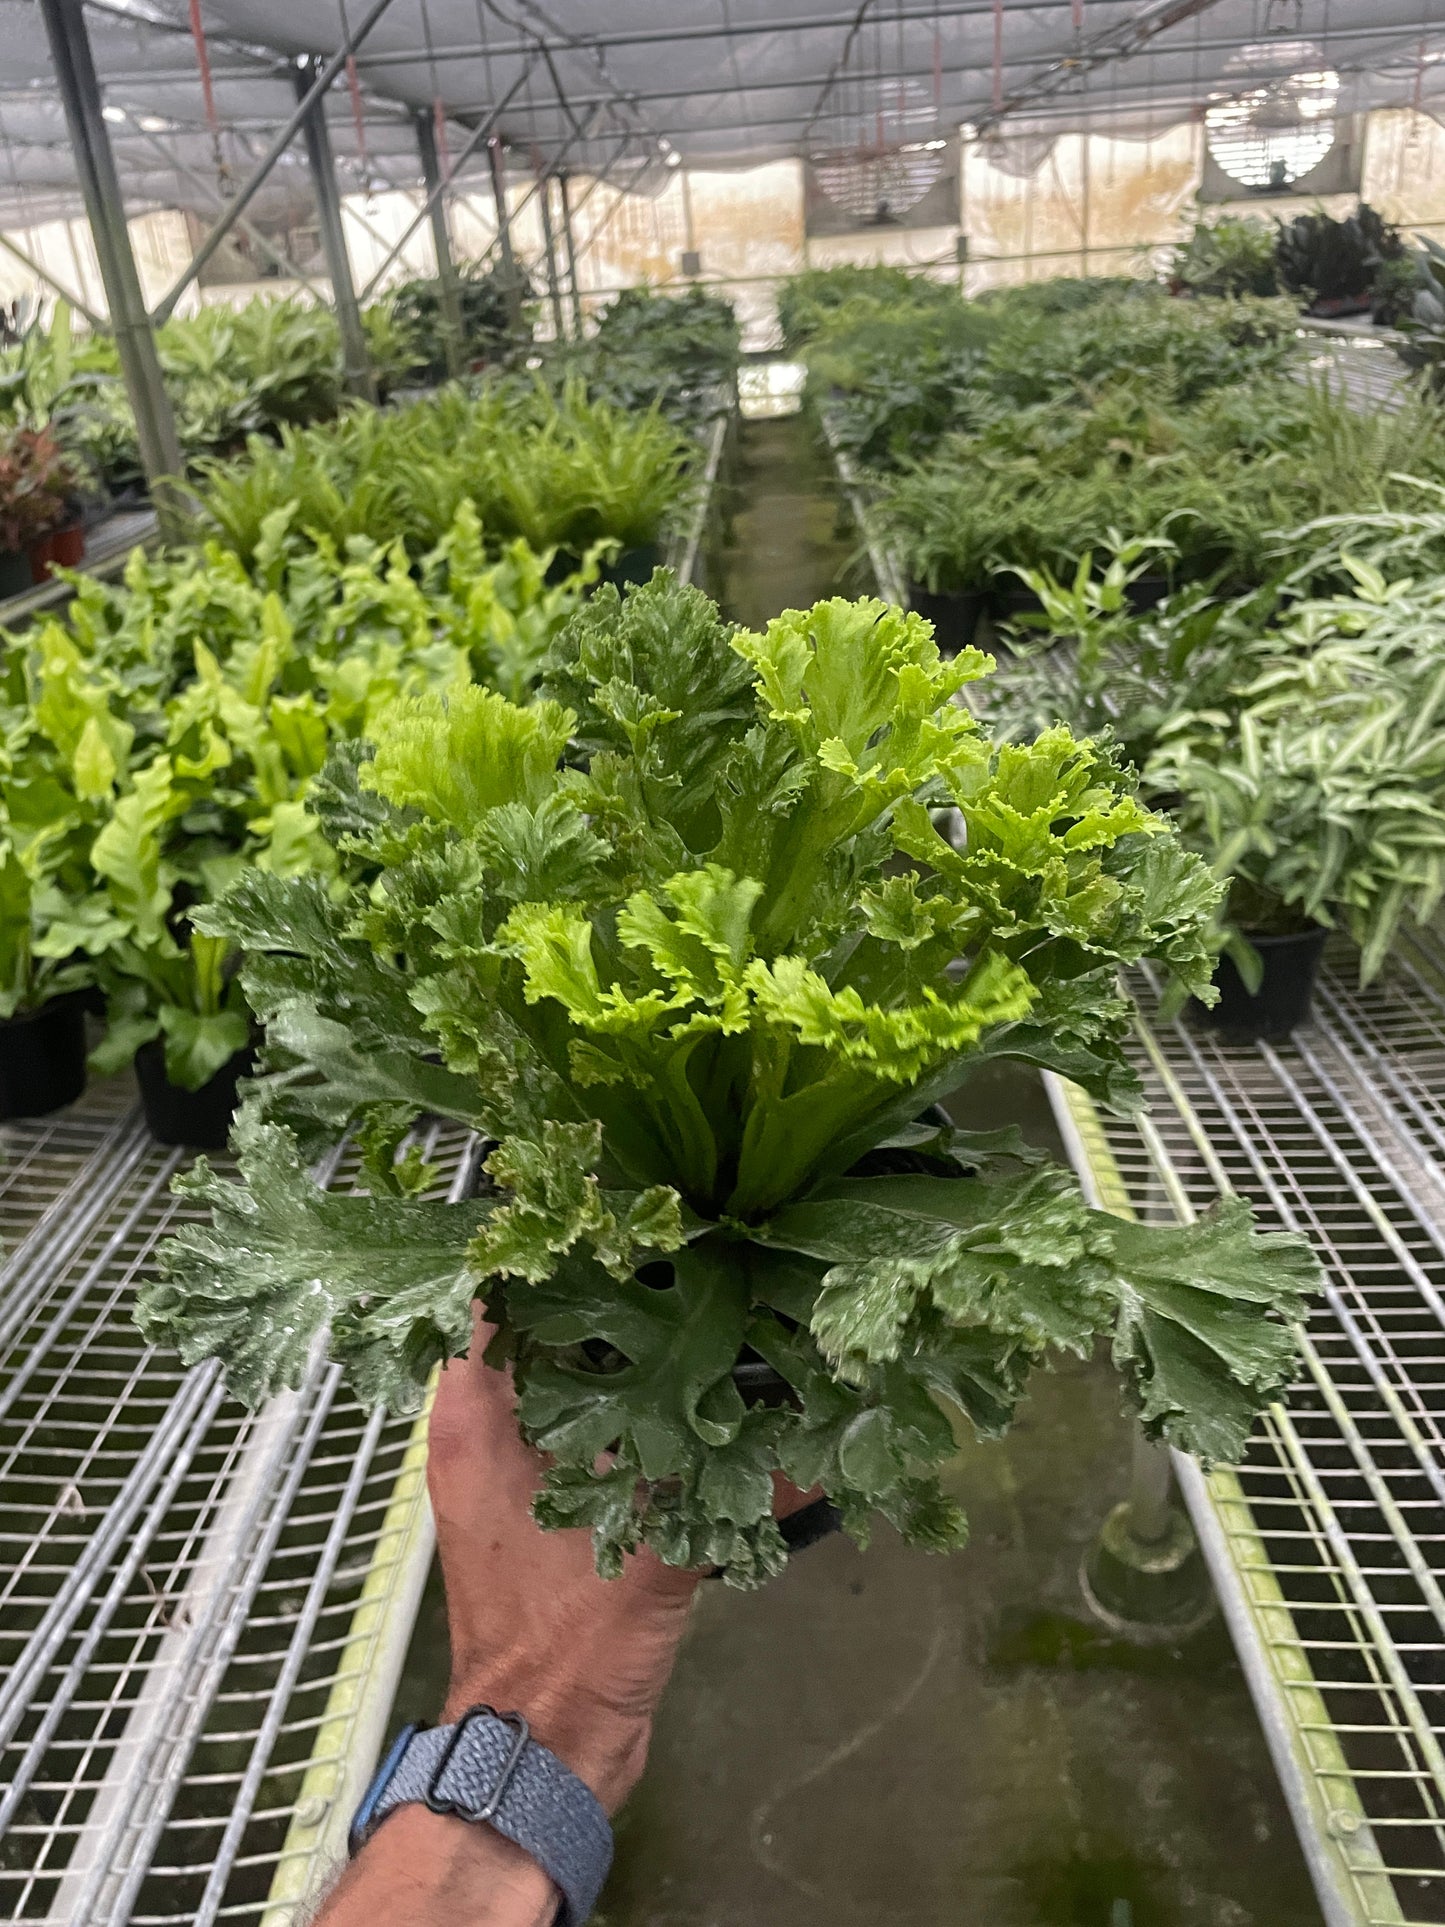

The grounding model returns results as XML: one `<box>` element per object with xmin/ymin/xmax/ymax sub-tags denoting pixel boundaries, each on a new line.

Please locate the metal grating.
<box><xmin>826</xmin><ymin>419</ymin><xmax>1445</xmax><ymax>1926</ymax></box>
<box><xmin>1050</xmin><ymin>957</ymin><xmax>1445</xmax><ymax>1927</ymax></box>
<box><xmin>0</xmin><ymin>420</ymin><xmax>737</xmax><ymax>1924</ymax></box>
<box><xmin>0</xmin><ymin>1086</ymin><xmax>477</xmax><ymax>1925</ymax></box>
<box><xmin>1298</xmin><ymin>324</ymin><xmax>1411</xmax><ymax>417</ymax></box>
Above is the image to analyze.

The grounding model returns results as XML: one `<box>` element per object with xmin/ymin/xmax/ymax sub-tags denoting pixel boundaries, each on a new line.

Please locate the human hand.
<box><xmin>317</xmin><ymin>1311</ymin><xmax>823</xmax><ymax>1927</ymax></box>
<box><xmin>426</xmin><ymin>1306</ymin><xmax>702</xmax><ymax>1814</ymax></box>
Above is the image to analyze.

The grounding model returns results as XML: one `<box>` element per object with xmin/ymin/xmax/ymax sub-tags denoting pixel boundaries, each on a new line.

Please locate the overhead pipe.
<box><xmin>556</xmin><ymin>171</ymin><xmax>584</xmax><ymax>335</ymax></box>
<box><xmin>486</xmin><ymin>137</ymin><xmax>525</xmax><ymax>337</ymax></box>
<box><xmin>537</xmin><ymin>172</ymin><xmax>567</xmax><ymax>340</ymax></box>
<box><xmin>414</xmin><ymin>107</ymin><xmax>466</xmax><ymax>377</ymax></box>
<box><xmin>354</xmin><ymin>65</ymin><xmax>537</xmax><ymax>306</ymax></box>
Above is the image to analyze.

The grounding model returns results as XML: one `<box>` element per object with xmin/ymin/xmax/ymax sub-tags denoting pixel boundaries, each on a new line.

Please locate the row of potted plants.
<box><xmin>795</xmin><ymin>269</ymin><xmax>1445</xmax><ymax>625</ymax></box>
<box><xmin>977</xmin><ymin>495</ymin><xmax>1445</xmax><ymax>1034</ymax></box>
<box><xmin>0</xmin><ymin>278</ymin><xmax>729</xmax><ymax>522</ymax></box>
<box><xmin>1167</xmin><ymin>203</ymin><xmax>1413</xmax><ymax>321</ymax></box>
<box><xmin>0</xmin><ymin>275</ymin><xmax>531</xmax><ymax>505</ymax></box>
<box><xmin>0</xmin><ymin>502</ymin><xmax>606</xmax><ymax>1140</ymax></box>
<box><xmin>0</xmin><ymin>310</ymin><xmax>724</xmax><ymax>1140</ymax></box>
<box><xmin>192</xmin><ymin>376</ymin><xmax>698</xmax><ymax>578</ymax></box>
<box><xmin>790</xmin><ymin>264</ymin><xmax>1445</xmax><ymax>1035</ymax></box>
<box><xmin>1167</xmin><ymin>206</ymin><xmax>1445</xmax><ymax>398</ymax></box>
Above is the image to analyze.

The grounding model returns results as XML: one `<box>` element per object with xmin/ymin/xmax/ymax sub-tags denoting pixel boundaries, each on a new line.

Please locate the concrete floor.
<box><xmin>393</xmin><ymin>412</ymin><xmax>1327</xmax><ymax>1926</ymax></box>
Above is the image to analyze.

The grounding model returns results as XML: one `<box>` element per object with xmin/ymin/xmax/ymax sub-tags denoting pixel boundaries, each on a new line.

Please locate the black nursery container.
<box><xmin>602</xmin><ymin>542</ymin><xmax>664</xmax><ymax>591</ymax></box>
<box><xmin>726</xmin><ymin>1358</ymin><xmax>842</xmax><ymax>1561</ymax></box>
<box><xmin>1191</xmin><ymin>926</ymin><xmax>1328</xmax><ymax>1042</ymax></box>
<box><xmin>988</xmin><ymin>581</ymin><xmax>1045</xmax><ymax>627</ymax></box>
<box><xmin>1125</xmin><ymin>574</ymin><xmax>1172</xmax><ymax>613</ymax></box>
<box><xmin>136</xmin><ymin>1040</ymin><xmax>254</xmax><ymax>1150</ymax></box>
<box><xmin>907</xmin><ymin>584</ymin><xmax>985</xmax><ymax>654</ymax></box>
<box><xmin>0</xmin><ymin>993</ymin><xmax>88</xmax><ymax>1120</ymax></box>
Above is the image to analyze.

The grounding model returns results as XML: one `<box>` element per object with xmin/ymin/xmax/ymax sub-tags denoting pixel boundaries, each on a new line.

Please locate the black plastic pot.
<box><xmin>846</xmin><ymin>1101</ymin><xmax>958</xmax><ymax>1180</ymax></box>
<box><xmin>988</xmin><ymin>581</ymin><xmax>1045</xmax><ymax>625</ymax></box>
<box><xmin>135</xmin><ymin>1039</ymin><xmax>254</xmax><ymax>1150</ymax></box>
<box><xmin>601</xmin><ymin>542</ymin><xmax>664</xmax><ymax>591</ymax></box>
<box><xmin>0</xmin><ymin>546</ymin><xmax>32</xmax><ymax>601</ymax></box>
<box><xmin>732</xmin><ymin>1357</ymin><xmax>798</xmax><ymax>1410</ymax></box>
<box><xmin>907</xmin><ymin>584</ymin><xmax>985</xmax><ymax>654</ymax></box>
<box><xmin>0</xmin><ymin>993</ymin><xmax>88</xmax><ymax>1120</ymax></box>
<box><xmin>715</xmin><ymin>1358</ymin><xmax>842</xmax><ymax>1569</ymax></box>
<box><xmin>1190</xmin><ymin>926</ymin><xmax>1328</xmax><ymax>1042</ymax></box>
<box><xmin>1125</xmin><ymin>573</ymin><xmax>1172</xmax><ymax>613</ymax></box>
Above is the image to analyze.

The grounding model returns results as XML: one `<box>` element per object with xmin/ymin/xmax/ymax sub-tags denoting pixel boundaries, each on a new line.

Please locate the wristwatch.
<box><xmin>349</xmin><ymin>1704</ymin><xmax>614</xmax><ymax>1926</ymax></box>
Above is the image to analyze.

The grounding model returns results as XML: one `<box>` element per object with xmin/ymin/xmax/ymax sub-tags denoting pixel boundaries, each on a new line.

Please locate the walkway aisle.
<box><xmin>589</xmin><ymin>407</ymin><xmax>1323</xmax><ymax>1927</ymax></box>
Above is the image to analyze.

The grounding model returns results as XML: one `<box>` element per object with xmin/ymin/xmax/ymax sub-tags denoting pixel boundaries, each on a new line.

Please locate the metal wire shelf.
<box><xmin>1051</xmin><ymin>955</ymin><xmax>1445</xmax><ymax>1927</ymax></box>
<box><xmin>0</xmin><ymin>398</ymin><xmax>739</xmax><ymax>1926</ymax></box>
<box><xmin>0</xmin><ymin>1089</ymin><xmax>475</xmax><ymax>1926</ymax></box>
<box><xmin>1298</xmin><ymin>324</ymin><xmax>1410</xmax><ymax>417</ymax></box>
<box><xmin>822</xmin><ymin>417</ymin><xmax>1445</xmax><ymax>1925</ymax></box>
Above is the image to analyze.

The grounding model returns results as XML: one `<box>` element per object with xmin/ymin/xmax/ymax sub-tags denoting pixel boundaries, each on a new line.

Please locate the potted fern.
<box><xmin>143</xmin><ymin>576</ymin><xmax>1316</xmax><ymax>1584</ymax></box>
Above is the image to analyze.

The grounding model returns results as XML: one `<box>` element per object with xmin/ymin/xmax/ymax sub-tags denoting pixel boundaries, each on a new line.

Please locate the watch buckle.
<box><xmin>425</xmin><ymin>1703</ymin><xmax>532</xmax><ymax>1824</ymax></box>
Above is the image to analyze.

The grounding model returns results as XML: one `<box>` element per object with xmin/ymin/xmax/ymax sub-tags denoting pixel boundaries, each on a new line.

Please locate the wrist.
<box><xmin>328</xmin><ymin>1806</ymin><xmax>556</xmax><ymax>1926</ymax></box>
<box><xmin>442</xmin><ymin>1663</ymin><xmax>650</xmax><ymax>1814</ymax></box>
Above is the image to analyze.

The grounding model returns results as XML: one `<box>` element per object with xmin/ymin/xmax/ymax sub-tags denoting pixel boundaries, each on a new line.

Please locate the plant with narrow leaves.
<box><xmin>1153</xmin><ymin>540</ymin><xmax>1445</xmax><ymax>984</ymax></box>
<box><xmin>195</xmin><ymin>379</ymin><xmax>694</xmax><ymax>567</ymax></box>
<box><xmin>147</xmin><ymin>575</ymin><xmax>1315</xmax><ymax>1586</ymax></box>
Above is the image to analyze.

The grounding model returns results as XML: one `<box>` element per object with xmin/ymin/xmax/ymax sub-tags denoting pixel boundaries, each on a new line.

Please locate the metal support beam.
<box><xmin>678</xmin><ymin>165</ymin><xmax>699</xmax><ymax>276</ymax></box>
<box><xmin>557</xmin><ymin>171</ymin><xmax>583</xmax><ymax>335</ymax></box>
<box><xmin>129</xmin><ymin>119</ymin><xmax>330</xmax><ymax>308</ymax></box>
<box><xmin>293</xmin><ymin>60</ymin><xmax>374</xmax><ymax>403</ymax></box>
<box><xmin>487</xmin><ymin>138</ymin><xmax>525</xmax><ymax>337</ymax></box>
<box><xmin>150</xmin><ymin>0</ymin><xmax>399</xmax><ymax>324</ymax></box>
<box><xmin>564</xmin><ymin>152</ymin><xmax>643</xmax><ymax>284</ymax></box>
<box><xmin>355</xmin><ymin>66</ymin><xmax>536</xmax><ymax>306</ymax></box>
<box><xmin>415</xmin><ymin>108</ymin><xmax>466</xmax><ymax>378</ymax></box>
<box><xmin>38</xmin><ymin>0</ymin><xmax>184</xmax><ymax>532</ymax></box>
<box><xmin>466</xmin><ymin>105</ymin><xmax>607</xmax><ymax>293</ymax></box>
<box><xmin>537</xmin><ymin>174</ymin><xmax>566</xmax><ymax>341</ymax></box>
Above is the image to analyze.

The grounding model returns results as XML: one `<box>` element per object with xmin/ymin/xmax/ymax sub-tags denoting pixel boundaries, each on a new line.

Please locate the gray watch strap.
<box><xmin>363</xmin><ymin>1710</ymin><xmax>613</xmax><ymax>1925</ymax></box>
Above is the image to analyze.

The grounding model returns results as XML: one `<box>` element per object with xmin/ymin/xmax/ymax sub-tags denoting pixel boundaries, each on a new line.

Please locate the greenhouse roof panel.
<box><xmin>0</xmin><ymin>0</ymin><xmax>1441</xmax><ymax>220</ymax></box>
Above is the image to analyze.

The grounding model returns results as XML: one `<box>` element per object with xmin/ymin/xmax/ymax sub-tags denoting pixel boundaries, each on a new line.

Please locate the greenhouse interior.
<box><xmin>13</xmin><ymin>2</ymin><xmax>1445</xmax><ymax>1924</ymax></box>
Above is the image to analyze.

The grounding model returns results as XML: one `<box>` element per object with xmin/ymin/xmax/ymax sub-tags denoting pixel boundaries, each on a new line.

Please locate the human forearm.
<box><xmin>314</xmin><ymin>1319</ymin><xmax>705</xmax><ymax>1927</ymax></box>
<box><xmin>318</xmin><ymin>1806</ymin><xmax>557</xmax><ymax>1927</ymax></box>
